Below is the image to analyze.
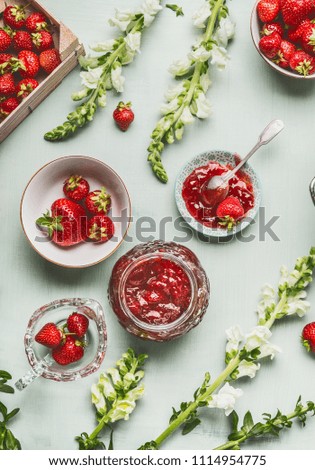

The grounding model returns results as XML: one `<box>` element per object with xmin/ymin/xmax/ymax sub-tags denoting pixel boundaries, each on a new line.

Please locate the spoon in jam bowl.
<box><xmin>201</xmin><ymin>119</ymin><xmax>285</xmax><ymax>207</ymax></box>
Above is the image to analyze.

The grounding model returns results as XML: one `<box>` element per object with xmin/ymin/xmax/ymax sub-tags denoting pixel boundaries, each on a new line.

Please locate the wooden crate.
<box><xmin>0</xmin><ymin>0</ymin><xmax>85</xmax><ymax>143</ymax></box>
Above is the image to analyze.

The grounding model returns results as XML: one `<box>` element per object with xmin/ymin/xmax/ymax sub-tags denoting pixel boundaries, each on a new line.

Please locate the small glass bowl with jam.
<box><xmin>108</xmin><ymin>241</ymin><xmax>210</xmax><ymax>342</ymax></box>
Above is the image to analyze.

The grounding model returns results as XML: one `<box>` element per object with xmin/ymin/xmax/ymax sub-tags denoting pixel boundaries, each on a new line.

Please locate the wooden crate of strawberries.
<box><xmin>0</xmin><ymin>0</ymin><xmax>85</xmax><ymax>143</ymax></box>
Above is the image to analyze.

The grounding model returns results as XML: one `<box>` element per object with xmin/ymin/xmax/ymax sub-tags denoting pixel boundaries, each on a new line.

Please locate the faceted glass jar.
<box><xmin>108</xmin><ymin>241</ymin><xmax>210</xmax><ymax>341</ymax></box>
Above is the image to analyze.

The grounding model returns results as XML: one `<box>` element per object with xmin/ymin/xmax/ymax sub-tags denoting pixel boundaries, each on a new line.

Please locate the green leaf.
<box><xmin>230</xmin><ymin>410</ymin><xmax>239</xmax><ymax>434</ymax></box>
<box><xmin>182</xmin><ymin>417</ymin><xmax>201</xmax><ymax>435</ymax></box>
<box><xmin>242</xmin><ymin>411</ymin><xmax>254</xmax><ymax>433</ymax></box>
<box><xmin>0</xmin><ymin>384</ymin><xmax>14</xmax><ymax>394</ymax></box>
<box><xmin>108</xmin><ymin>428</ymin><xmax>114</xmax><ymax>450</ymax></box>
<box><xmin>4</xmin><ymin>429</ymin><xmax>21</xmax><ymax>450</ymax></box>
<box><xmin>166</xmin><ymin>4</ymin><xmax>184</xmax><ymax>16</ymax></box>
<box><xmin>138</xmin><ymin>441</ymin><xmax>158</xmax><ymax>450</ymax></box>
<box><xmin>6</xmin><ymin>408</ymin><xmax>20</xmax><ymax>422</ymax></box>
<box><xmin>0</xmin><ymin>371</ymin><xmax>12</xmax><ymax>381</ymax></box>
<box><xmin>0</xmin><ymin>402</ymin><xmax>7</xmax><ymax>420</ymax></box>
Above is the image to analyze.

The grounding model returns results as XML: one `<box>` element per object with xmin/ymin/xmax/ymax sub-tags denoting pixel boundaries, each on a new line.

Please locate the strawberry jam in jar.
<box><xmin>108</xmin><ymin>241</ymin><xmax>210</xmax><ymax>341</ymax></box>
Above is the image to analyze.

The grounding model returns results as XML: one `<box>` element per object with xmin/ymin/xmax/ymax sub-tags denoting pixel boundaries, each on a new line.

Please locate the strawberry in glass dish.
<box><xmin>63</xmin><ymin>175</ymin><xmax>90</xmax><ymax>202</ymax></box>
<box><xmin>36</xmin><ymin>198</ymin><xmax>87</xmax><ymax>247</ymax></box>
<box><xmin>67</xmin><ymin>312</ymin><xmax>89</xmax><ymax>338</ymax></box>
<box><xmin>35</xmin><ymin>322</ymin><xmax>63</xmax><ymax>348</ymax></box>
<box><xmin>85</xmin><ymin>187</ymin><xmax>112</xmax><ymax>215</ymax></box>
<box><xmin>52</xmin><ymin>336</ymin><xmax>84</xmax><ymax>365</ymax></box>
<box><xmin>87</xmin><ymin>215</ymin><xmax>114</xmax><ymax>243</ymax></box>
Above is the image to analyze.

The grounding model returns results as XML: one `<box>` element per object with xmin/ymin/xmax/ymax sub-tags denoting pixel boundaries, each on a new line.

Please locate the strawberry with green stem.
<box><xmin>3</xmin><ymin>4</ymin><xmax>26</xmax><ymax>29</ymax></box>
<box><xmin>85</xmin><ymin>187</ymin><xmax>111</xmax><ymax>215</ymax></box>
<box><xmin>63</xmin><ymin>175</ymin><xmax>90</xmax><ymax>202</ymax></box>
<box><xmin>302</xmin><ymin>322</ymin><xmax>315</xmax><ymax>352</ymax></box>
<box><xmin>67</xmin><ymin>313</ymin><xmax>89</xmax><ymax>338</ymax></box>
<box><xmin>87</xmin><ymin>215</ymin><xmax>114</xmax><ymax>243</ymax></box>
<box><xmin>289</xmin><ymin>50</ymin><xmax>315</xmax><ymax>76</ymax></box>
<box><xmin>113</xmin><ymin>101</ymin><xmax>135</xmax><ymax>131</ymax></box>
<box><xmin>0</xmin><ymin>97</ymin><xmax>19</xmax><ymax>117</ymax></box>
<box><xmin>216</xmin><ymin>196</ymin><xmax>245</xmax><ymax>230</ymax></box>
<box><xmin>16</xmin><ymin>78</ymin><xmax>38</xmax><ymax>99</ymax></box>
<box><xmin>35</xmin><ymin>323</ymin><xmax>63</xmax><ymax>348</ymax></box>
<box><xmin>18</xmin><ymin>50</ymin><xmax>40</xmax><ymax>78</ymax></box>
<box><xmin>52</xmin><ymin>336</ymin><xmax>84</xmax><ymax>365</ymax></box>
<box><xmin>25</xmin><ymin>12</ymin><xmax>48</xmax><ymax>32</ymax></box>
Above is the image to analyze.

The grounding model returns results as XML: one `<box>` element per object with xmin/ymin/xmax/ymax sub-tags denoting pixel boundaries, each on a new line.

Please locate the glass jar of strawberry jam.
<box><xmin>108</xmin><ymin>241</ymin><xmax>210</xmax><ymax>341</ymax></box>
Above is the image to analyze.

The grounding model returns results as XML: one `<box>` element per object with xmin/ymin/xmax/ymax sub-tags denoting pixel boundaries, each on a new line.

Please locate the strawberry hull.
<box><xmin>0</xmin><ymin>0</ymin><xmax>85</xmax><ymax>143</ymax></box>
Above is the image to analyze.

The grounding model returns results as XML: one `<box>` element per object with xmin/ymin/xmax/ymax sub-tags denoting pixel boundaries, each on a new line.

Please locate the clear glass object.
<box><xmin>15</xmin><ymin>298</ymin><xmax>107</xmax><ymax>391</ymax></box>
<box><xmin>108</xmin><ymin>241</ymin><xmax>210</xmax><ymax>342</ymax></box>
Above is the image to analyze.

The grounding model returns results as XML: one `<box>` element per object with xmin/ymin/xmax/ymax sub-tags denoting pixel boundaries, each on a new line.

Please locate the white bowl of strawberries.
<box><xmin>251</xmin><ymin>0</ymin><xmax>315</xmax><ymax>78</ymax></box>
<box><xmin>20</xmin><ymin>155</ymin><xmax>131</xmax><ymax>268</ymax></box>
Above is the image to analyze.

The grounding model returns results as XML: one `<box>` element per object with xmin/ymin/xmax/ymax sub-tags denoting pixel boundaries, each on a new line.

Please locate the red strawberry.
<box><xmin>13</xmin><ymin>30</ymin><xmax>33</xmax><ymax>51</ymax></box>
<box><xmin>52</xmin><ymin>336</ymin><xmax>84</xmax><ymax>365</ymax></box>
<box><xmin>0</xmin><ymin>54</ymin><xmax>24</xmax><ymax>74</ymax></box>
<box><xmin>36</xmin><ymin>198</ymin><xmax>87</xmax><ymax>247</ymax></box>
<box><xmin>289</xmin><ymin>49</ymin><xmax>315</xmax><ymax>75</ymax></box>
<box><xmin>282</xmin><ymin>0</ymin><xmax>313</xmax><ymax>26</ymax></box>
<box><xmin>18</xmin><ymin>50</ymin><xmax>40</xmax><ymax>78</ymax></box>
<box><xmin>67</xmin><ymin>313</ymin><xmax>89</xmax><ymax>338</ymax></box>
<box><xmin>216</xmin><ymin>196</ymin><xmax>245</xmax><ymax>230</ymax></box>
<box><xmin>287</xmin><ymin>19</ymin><xmax>312</xmax><ymax>43</ymax></box>
<box><xmin>16</xmin><ymin>78</ymin><xmax>38</xmax><ymax>99</ymax></box>
<box><xmin>3</xmin><ymin>5</ymin><xmax>26</xmax><ymax>29</ymax></box>
<box><xmin>257</xmin><ymin>0</ymin><xmax>280</xmax><ymax>22</ymax></box>
<box><xmin>32</xmin><ymin>31</ymin><xmax>53</xmax><ymax>51</ymax></box>
<box><xmin>85</xmin><ymin>188</ymin><xmax>112</xmax><ymax>215</ymax></box>
<box><xmin>39</xmin><ymin>48</ymin><xmax>61</xmax><ymax>74</ymax></box>
<box><xmin>0</xmin><ymin>29</ymin><xmax>12</xmax><ymax>52</ymax></box>
<box><xmin>302</xmin><ymin>322</ymin><xmax>315</xmax><ymax>352</ymax></box>
<box><xmin>273</xmin><ymin>40</ymin><xmax>296</xmax><ymax>68</ymax></box>
<box><xmin>63</xmin><ymin>175</ymin><xmax>90</xmax><ymax>202</ymax></box>
<box><xmin>87</xmin><ymin>215</ymin><xmax>115</xmax><ymax>243</ymax></box>
<box><xmin>259</xmin><ymin>31</ymin><xmax>282</xmax><ymax>58</ymax></box>
<box><xmin>25</xmin><ymin>12</ymin><xmax>48</xmax><ymax>32</ymax></box>
<box><xmin>113</xmin><ymin>101</ymin><xmax>135</xmax><ymax>131</ymax></box>
<box><xmin>0</xmin><ymin>73</ymin><xmax>16</xmax><ymax>96</ymax></box>
<box><xmin>261</xmin><ymin>22</ymin><xmax>284</xmax><ymax>36</ymax></box>
<box><xmin>301</xmin><ymin>23</ymin><xmax>315</xmax><ymax>54</ymax></box>
<box><xmin>35</xmin><ymin>322</ymin><xmax>63</xmax><ymax>348</ymax></box>
<box><xmin>0</xmin><ymin>97</ymin><xmax>19</xmax><ymax>117</ymax></box>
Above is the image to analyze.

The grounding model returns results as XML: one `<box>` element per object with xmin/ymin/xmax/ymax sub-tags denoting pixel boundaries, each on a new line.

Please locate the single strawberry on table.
<box><xmin>25</xmin><ymin>12</ymin><xmax>48</xmax><ymax>32</ymax></box>
<box><xmin>32</xmin><ymin>31</ymin><xmax>53</xmax><ymax>51</ymax></box>
<box><xmin>63</xmin><ymin>175</ymin><xmax>90</xmax><ymax>202</ymax></box>
<box><xmin>259</xmin><ymin>31</ymin><xmax>282</xmax><ymax>59</ymax></box>
<box><xmin>85</xmin><ymin>187</ymin><xmax>111</xmax><ymax>215</ymax></box>
<box><xmin>302</xmin><ymin>322</ymin><xmax>315</xmax><ymax>353</ymax></box>
<box><xmin>0</xmin><ymin>97</ymin><xmax>19</xmax><ymax>117</ymax></box>
<box><xmin>113</xmin><ymin>101</ymin><xmax>135</xmax><ymax>131</ymax></box>
<box><xmin>257</xmin><ymin>0</ymin><xmax>280</xmax><ymax>23</ymax></box>
<box><xmin>0</xmin><ymin>29</ymin><xmax>12</xmax><ymax>52</ymax></box>
<box><xmin>36</xmin><ymin>198</ymin><xmax>87</xmax><ymax>247</ymax></box>
<box><xmin>282</xmin><ymin>0</ymin><xmax>313</xmax><ymax>26</ymax></box>
<box><xmin>0</xmin><ymin>73</ymin><xmax>16</xmax><ymax>96</ymax></box>
<box><xmin>52</xmin><ymin>336</ymin><xmax>84</xmax><ymax>365</ymax></box>
<box><xmin>35</xmin><ymin>322</ymin><xmax>63</xmax><ymax>348</ymax></box>
<box><xmin>289</xmin><ymin>50</ymin><xmax>315</xmax><ymax>75</ymax></box>
<box><xmin>3</xmin><ymin>4</ymin><xmax>26</xmax><ymax>29</ymax></box>
<box><xmin>18</xmin><ymin>50</ymin><xmax>40</xmax><ymax>78</ymax></box>
<box><xmin>12</xmin><ymin>30</ymin><xmax>33</xmax><ymax>52</ymax></box>
<box><xmin>67</xmin><ymin>312</ymin><xmax>89</xmax><ymax>338</ymax></box>
<box><xmin>216</xmin><ymin>196</ymin><xmax>245</xmax><ymax>231</ymax></box>
<box><xmin>39</xmin><ymin>48</ymin><xmax>61</xmax><ymax>74</ymax></box>
<box><xmin>87</xmin><ymin>215</ymin><xmax>114</xmax><ymax>243</ymax></box>
<box><xmin>16</xmin><ymin>78</ymin><xmax>38</xmax><ymax>99</ymax></box>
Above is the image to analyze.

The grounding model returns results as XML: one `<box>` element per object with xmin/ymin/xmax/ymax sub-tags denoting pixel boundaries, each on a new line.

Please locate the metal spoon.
<box><xmin>202</xmin><ymin>119</ymin><xmax>285</xmax><ymax>207</ymax></box>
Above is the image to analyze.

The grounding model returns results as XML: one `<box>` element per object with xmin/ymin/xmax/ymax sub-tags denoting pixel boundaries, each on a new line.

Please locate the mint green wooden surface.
<box><xmin>1</xmin><ymin>0</ymin><xmax>315</xmax><ymax>450</ymax></box>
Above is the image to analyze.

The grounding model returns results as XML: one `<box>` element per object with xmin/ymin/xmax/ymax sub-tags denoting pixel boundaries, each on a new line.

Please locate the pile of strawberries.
<box><xmin>35</xmin><ymin>312</ymin><xmax>89</xmax><ymax>365</ymax></box>
<box><xmin>0</xmin><ymin>4</ymin><xmax>61</xmax><ymax>119</ymax></box>
<box><xmin>257</xmin><ymin>0</ymin><xmax>315</xmax><ymax>76</ymax></box>
<box><xmin>36</xmin><ymin>175</ymin><xmax>115</xmax><ymax>247</ymax></box>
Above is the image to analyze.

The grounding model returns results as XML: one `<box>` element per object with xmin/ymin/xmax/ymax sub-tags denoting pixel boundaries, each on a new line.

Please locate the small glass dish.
<box><xmin>15</xmin><ymin>298</ymin><xmax>107</xmax><ymax>391</ymax></box>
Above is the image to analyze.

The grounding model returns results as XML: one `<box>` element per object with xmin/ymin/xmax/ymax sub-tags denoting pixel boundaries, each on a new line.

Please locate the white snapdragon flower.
<box><xmin>208</xmin><ymin>383</ymin><xmax>243</xmax><ymax>416</ymax></box>
<box><xmin>245</xmin><ymin>326</ymin><xmax>272</xmax><ymax>351</ymax></box>
<box><xmin>286</xmin><ymin>291</ymin><xmax>310</xmax><ymax>317</ymax></box>
<box><xmin>108</xmin><ymin>400</ymin><xmax>136</xmax><ymax>422</ymax></box>
<box><xmin>256</xmin><ymin>284</ymin><xmax>276</xmax><ymax>321</ymax></box>
<box><xmin>111</xmin><ymin>65</ymin><xmax>125</xmax><ymax>92</ymax></box>
<box><xmin>160</xmin><ymin>98</ymin><xmax>179</xmax><ymax>115</ymax></box>
<box><xmin>79</xmin><ymin>55</ymin><xmax>99</xmax><ymax>69</ymax></box>
<box><xmin>200</xmin><ymin>73</ymin><xmax>212</xmax><ymax>93</ymax></box>
<box><xmin>237</xmin><ymin>360</ymin><xmax>260</xmax><ymax>379</ymax></box>
<box><xmin>164</xmin><ymin>83</ymin><xmax>185</xmax><ymax>101</ymax></box>
<box><xmin>181</xmin><ymin>106</ymin><xmax>194</xmax><ymax>124</ymax></box>
<box><xmin>258</xmin><ymin>343</ymin><xmax>282</xmax><ymax>360</ymax></box>
<box><xmin>225</xmin><ymin>325</ymin><xmax>244</xmax><ymax>354</ymax></box>
<box><xmin>214</xmin><ymin>17</ymin><xmax>236</xmax><ymax>47</ymax></box>
<box><xmin>121</xmin><ymin>50</ymin><xmax>136</xmax><ymax>65</ymax></box>
<box><xmin>125</xmin><ymin>32</ymin><xmax>141</xmax><ymax>53</ymax></box>
<box><xmin>90</xmin><ymin>39</ymin><xmax>116</xmax><ymax>53</ymax></box>
<box><xmin>91</xmin><ymin>384</ymin><xmax>107</xmax><ymax>414</ymax></box>
<box><xmin>139</xmin><ymin>0</ymin><xmax>163</xmax><ymax>27</ymax></box>
<box><xmin>80</xmin><ymin>66</ymin><xmax>103</xmax><ymax>89</ymax></box>
<box><xmin>189</xmin><ymin>46</ymin><xmax>212</xmax><ymax>63</ymax></box>
<box><xmin>192</xmin><ymin>2</ymin><xmax>212</xmax><ymax>29</ymax></box>
<box><xmin>210</xmin><ymin>44</ymin><xmax>229</xmax><ymax>70</ymax></box>
<box><xmin>195</xmin><ymin>92</ymin><xmax>212</xmax><ymax>119</ymax></box>
<box><xmin>168</xmin><ymin>58</ymin><xmax>191</xmax><ymax>77</ymax></box>
<box><xmin>108</xmin><ymin>9</ymin><xmax>134</xmax><ymax>31</ymax></box>
<box><xmin>279</xmin><ymin>266</ymin><xmax>308</xmax><ymax>289</ymax></box>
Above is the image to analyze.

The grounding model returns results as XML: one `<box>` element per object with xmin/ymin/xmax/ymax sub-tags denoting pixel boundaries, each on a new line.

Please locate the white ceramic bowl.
<box><xmin>250</xmin><ymin>1</ymin><xmax>315</xmax><ymax>80</ymax></box>
<box><xmin>20</xmin><ymin>155</ymin><xmax>131</xmax><ymax>268</ymax></box>
<box><xmin>175</xmin><ymin>150</ymin><xmax>262</xmax><ymax>239</ymax></box>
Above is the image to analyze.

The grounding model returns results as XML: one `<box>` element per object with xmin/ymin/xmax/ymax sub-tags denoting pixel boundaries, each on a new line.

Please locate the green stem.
<box><xmin>214</xmin><ymin>407</ymin><xmax>308</xmax><ymax>450</ymax></box>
